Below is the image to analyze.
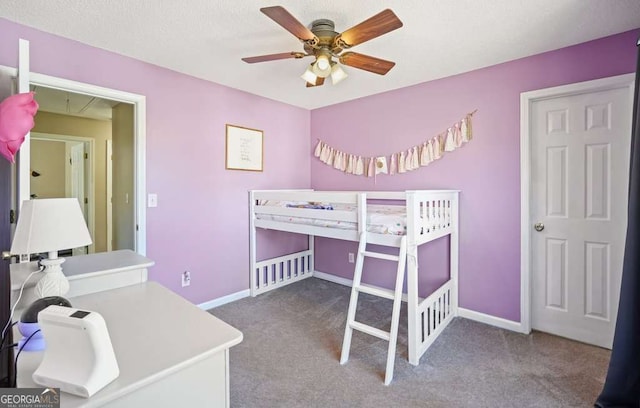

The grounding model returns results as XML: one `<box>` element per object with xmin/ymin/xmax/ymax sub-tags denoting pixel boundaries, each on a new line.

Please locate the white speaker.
<box><xmin>32</xmin><ymin>305</ymin><xmax>120</xmax><ymax>398</ymax></box>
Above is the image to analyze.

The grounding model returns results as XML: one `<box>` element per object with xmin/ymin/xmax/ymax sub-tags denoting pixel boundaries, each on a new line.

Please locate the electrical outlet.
<box><xmin>182</xmin><ymin>271</ymin><xmax>191</xmax><ymax>287</ymax></box>
<box><xmin>348</xmin><ymin>253</ymin><xmax>355</xmax><ymax>263</ymax></box>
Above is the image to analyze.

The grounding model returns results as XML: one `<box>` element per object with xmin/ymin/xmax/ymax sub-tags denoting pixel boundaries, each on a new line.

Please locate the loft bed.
<box><xmin>249</xmin><ymin>189</ymin><xmax>459</xmax><ymax>381</ymax></box>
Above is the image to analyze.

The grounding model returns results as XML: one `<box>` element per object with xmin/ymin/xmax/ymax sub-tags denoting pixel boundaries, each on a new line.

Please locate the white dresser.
<box><xmin>11</xmin><ymin>251</ymin><xmax>243</xmax><ymax>407</ymax></box>
<box><xmin>10</xmin><ymin>250</ymin><xmax>153</xmax><ymax>312</ymax></box>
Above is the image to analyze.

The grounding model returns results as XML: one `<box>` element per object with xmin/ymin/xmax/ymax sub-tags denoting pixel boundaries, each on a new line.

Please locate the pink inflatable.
<box><xmin>0</xmin><ymin>92</ymin><xmax>39</xmax><ymax>163</ymax></box>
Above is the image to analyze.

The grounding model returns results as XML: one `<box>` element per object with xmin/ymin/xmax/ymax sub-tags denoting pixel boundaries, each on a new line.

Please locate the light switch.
<box><xmin>148</xmin><ymin>193</ymin><xmax>158</xmax><ymax>208</ymax></box>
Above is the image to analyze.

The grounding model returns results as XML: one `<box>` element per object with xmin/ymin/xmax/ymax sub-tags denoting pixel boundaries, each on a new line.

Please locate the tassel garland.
<box><xmin>313</xmin><ymin>110</ymin><xmax>476</xmax><ymax>177</ymax></box>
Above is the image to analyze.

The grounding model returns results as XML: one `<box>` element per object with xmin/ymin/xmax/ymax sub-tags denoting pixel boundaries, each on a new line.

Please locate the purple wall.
<box><xmin>0</xmin><ymin>18</ymin><xmax>311</xmax><ymax>304</ymax></box>
<box><xmin>310</xmin><ymin>29</ymin><xmax>639</xmax><ymax>322</ymax></box>
<box><xmin>1</xmin><ymin>17</ymin><xmax>637</xmax><ymax>321</ymax></box>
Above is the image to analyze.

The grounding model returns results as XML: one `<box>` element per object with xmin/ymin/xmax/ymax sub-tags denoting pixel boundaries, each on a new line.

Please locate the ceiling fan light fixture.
<box><xmin>312</xmin><ymin>60</ymin><xmax>332</xmax><ymax>78</ymax></box>
<box><xmin>330</xmin><ymin>64</ymin><xmax>348</xmax><ymax>85</ymax></box>
<box><xmin>301</xmin><ymin>65</ymin><xmax>318</xmax><ymax>83</ymax></box>
<box><xmin>316</xmin><ymin>54</ymin><xmax>330</xmax><ymax>71</ymax></box>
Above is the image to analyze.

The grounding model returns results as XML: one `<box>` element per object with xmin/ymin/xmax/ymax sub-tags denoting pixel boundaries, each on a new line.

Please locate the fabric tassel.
<box><xmin>389</xmin><ymin>153</ymin><xmax>397</xmax><ymax>175</ymax></box>
<box><xmin>444</xmin><ymin>128</ymin><xmax>456</xmax><ymax>152</ymax></box>
<box><xmin>333</xmin><ymin>151</ymin><xmax>342</xmax><ymax>170</ymax></box>
<box><xmin>461</xmin><ymin>118</ymin><xmax>470</xmax><ymax>143</ymax></box>
<box><xmin>398</xmin><ymin>151</ymin><xmax>406</xmax><ymax>173</ymax></box>
<box><xmin>355</xmin><ymin>156</ymin><xmax>364</xmax><ymax>175</ymax></box>
<box><xmin>426</xmin><ymin>139</ymin><xmax>434</xmax><ymax>163</ymax></box>
<box><xmin>454</xmin><ymin>123</ymin><xmax>463</xmax><ymax>148</ymax></box>
<box><xmin>466</xmin><ymin>114</ymin><xmax>473</xmax><ymax>141</ymax></box>
<box><xmin>405</xmin><ymin>149</ymin><xmax>413</xmax><ymax>171</ymax></box>
<box><xmin>314</xmin><ymin>140</ymin><xmax>323</xmax><ymax>157</ymax></box>
<box><xmin>328</xmin><ymin>148</ymin><xmax>335</xmax><ymax>166</ymax></box>
<box><xmin>346</xmin><ymin>154</ymin><xmax>353</xmax><ymax>174</ymax></box>
<box><xmin>319</xmin><ymin>144</ymin><xmax>329</xmax><ymax>163</ymax></box>
<box><xmin>365</xmin><ymin>157</ymin><xmax>376</xmax><ymax>177</ymax></box>
<box><xmin>340</xmin><ymin>152</ymin><xmax>347</xmax><ymax>172</ymax></box>
<box><xmin>420</xmin><ymin>143</ymin><xmax>428</xmax><ymax>166</ymax></box>
<box><xmin>432</xmin><ymin>137</ymin><xmax>441</xmax><ymax>160</ymax></box>
<box><xmin>411</xmin><ymin>146</ymin><xmax>419</xmax><ymax>169</ymax></box>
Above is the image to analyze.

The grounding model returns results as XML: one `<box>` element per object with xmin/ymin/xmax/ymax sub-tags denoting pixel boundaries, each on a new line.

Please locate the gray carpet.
<box><xmin>211</xmin><ymin>278</ymin><xmax>609</xmax><ymax>407</ymax></box>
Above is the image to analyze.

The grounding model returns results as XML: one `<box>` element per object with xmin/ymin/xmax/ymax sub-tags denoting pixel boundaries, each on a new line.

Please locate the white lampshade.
<box><xmin>11</xmin><ymin>198</ymin><xmax>92</xmax><ymax>298</ymax></box>
<box><xmin>330</xmin><ymin>64</ymin><xmax>348</xmax><ymax>85</ymax></box>
<box><xmin>11</xmin><ymin>198</ymin><xmax>92</xmax><ymax>255</ymax></box>
<box><xmin>301</xmin><ymin>65</ymin><xmax>318</xmax><ymax>84</ymax></box>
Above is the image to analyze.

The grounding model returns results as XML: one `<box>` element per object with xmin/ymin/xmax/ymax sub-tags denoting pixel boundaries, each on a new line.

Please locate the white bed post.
<box><xmin>450</xmin><ymin>192</ymin><xmax>459</xmax><ymax>315</ymax></box>
<box><xmin>249</xmin><ymin>191</ymin><xmax>257</xmax><ymax>297</ymax></box>
<box><xmin>308</xmin><ymin>234</ymin><xmax>315</xmax><ymax>275</ymax></box>
<box><xmin>356</xmin><ymin>193</ymin><xmax>366</xmax><ymax>234</ymax></box>
<box><xmin>406</xmin><ymin>192</ymin><xmax>421</xmax><ymax>366</ymax></box>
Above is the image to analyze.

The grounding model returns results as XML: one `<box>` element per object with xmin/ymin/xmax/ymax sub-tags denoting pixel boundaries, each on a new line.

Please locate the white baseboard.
<box><xmin>198</xmin><ymin>289</ymin><xmax>250</xmax><ymax>310</ymax></box>
<box><xmin>312</xmin><ymin>270</ymin><xmax>353</xmax><ymax>287</ymax></box>
<box><xmin>316</xmin><ymin>270</ymin><xmax>526</xmax><ymax>334</ymax></box>
<box><xmin>313</xmin><ymin>270</ymin><xmax>413</xmax><ymax>302</ymax></box>
<box><xmin>457</xmin><ymin>307</ymin><xmax>525</xmax><ymax>333</ymax></box>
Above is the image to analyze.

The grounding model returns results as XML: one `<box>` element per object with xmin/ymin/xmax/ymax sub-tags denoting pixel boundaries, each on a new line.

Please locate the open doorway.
<box><xmin>30</xmin><ymin>132</ymin><xmax>95</xmax><ymax>254</ymax></box>
<box><xmin>29</xmin><ymin>86</ymin><xmax>137</xmax><ymax>255</ymax></box>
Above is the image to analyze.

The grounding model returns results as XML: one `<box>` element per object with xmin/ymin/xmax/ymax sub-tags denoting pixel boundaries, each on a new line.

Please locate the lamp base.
<box><xmin>34</xmin><ymin>257</ymin><xmax>70</xmax><ymax>298</ymax></box>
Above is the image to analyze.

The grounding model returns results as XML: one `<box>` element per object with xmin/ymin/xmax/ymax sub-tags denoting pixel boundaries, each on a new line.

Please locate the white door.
<box><xmin>531</xmin><ymin>82</ymin><xmax>633</xmax><ymax>348</ymax></box>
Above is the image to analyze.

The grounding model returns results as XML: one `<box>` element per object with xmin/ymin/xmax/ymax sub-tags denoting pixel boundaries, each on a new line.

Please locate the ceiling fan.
<box><xmin>242</xmin><ymin>6</ymin><xmax>403</xmax><ymax>87</ymax></box>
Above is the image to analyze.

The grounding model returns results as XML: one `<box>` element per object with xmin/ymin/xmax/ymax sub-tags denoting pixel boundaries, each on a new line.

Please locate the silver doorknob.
<box><xmin>2</xmin><ymin>251</ymin><xmax>12</xmax><ymax>260</ymax></box>
<box><xmin>534</xmin><ymin>222</ymin><xmax>544</xmax><ymax>232</ymax></box>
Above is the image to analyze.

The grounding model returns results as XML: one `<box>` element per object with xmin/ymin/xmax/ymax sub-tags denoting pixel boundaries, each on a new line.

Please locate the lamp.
<box><xmin>311</xmin><ymin>54</ymin><xmax>332</xmax><ymax>78</ymax></box>
<box><xmin>10</xmin><ymin>198</ymin><xmax>92</xmax><ymax>298</ymax></box>
<box><xmin>330</xmin><ymin>64</ymin><xmax>348</xmax><ymax>85</ymax></box>
<box><xmin>301</xmin><ymin>65</ymin><xmax>318</xmax><ymax>84</ymax></box>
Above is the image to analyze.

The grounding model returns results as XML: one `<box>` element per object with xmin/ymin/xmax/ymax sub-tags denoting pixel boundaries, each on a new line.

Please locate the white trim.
<box><xmin>0</xmin><ymin>65</ymin><xmax>17</xmax><ymax>76</ymax></box>
<box><xmin>106</xmin><ymin>140</ymin><xmax>113</xmax><ymax>252</ymax></box>
<box><xmin>313</xmin><ymin>270</ymin><xmax>416</xmax><ymax>303</ymax></box>
<box><xmin>519</xmin><ymin>73</ymin><xmax>635</xmax><ymax>335</ymax></box>
<box><xmin>1</xmin><ymin>62</ymin><xmax>148</xmax><ymax>256</ymax></box>
<box><xmin>457</xmin><ymin>308</ymin><xmax>524</xmax><ymax>333</ymax></box>
<box><xmin>18</xmin><ymin>40</ymin><xmax>31</xmax><ymax>207</ymax></box>
<box><xmin>198</xmin><ymin>289</ymin><xmax>251</xmax><ymax>310</ymax></box>
<box><xmin>313</xmin><ymin>270</ymin><xmax>352</xmax><ymax>287</ymax></box>
<box><xmin>315</xmin><ymin>270</ymin><xmax>522</xmax><ymax>333</ymax></box>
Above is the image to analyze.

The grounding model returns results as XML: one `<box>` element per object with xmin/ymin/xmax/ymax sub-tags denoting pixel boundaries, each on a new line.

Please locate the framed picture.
<box><xmin>225</xmin><ymin>124</ymin><xmax>263</xmax><ymax>172</ymax></box>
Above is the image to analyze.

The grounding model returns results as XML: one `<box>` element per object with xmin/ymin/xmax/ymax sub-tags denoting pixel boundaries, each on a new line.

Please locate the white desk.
<box><xmin>10</xmin><ymin>250</ymin><xmax>154</xmax><ymax>313</ymax></box>
<box><xmin>17</xmin><ymin>282</ymin><xmax>243</xmax><ymax>407</ymax></box>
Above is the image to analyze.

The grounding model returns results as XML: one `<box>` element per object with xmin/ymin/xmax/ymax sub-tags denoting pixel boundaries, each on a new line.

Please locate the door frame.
<box><xmin>31</xmin><ymin>132</ymin><xmax>96</xmax><ymax>254</ymax></box>
<box><xmin>520</xmin><ymin>73</ymin><xmax>635</xmax><ymax>334</ymax></box>
<box><xmin>106</xmin><ymin>140</ymin><xmax>113</xmax><ymax>252</ymax></box>
<box><xmin>0</xmin><ymin>64</ymin><xmax>147</xmax><ymax>256</ymax></box>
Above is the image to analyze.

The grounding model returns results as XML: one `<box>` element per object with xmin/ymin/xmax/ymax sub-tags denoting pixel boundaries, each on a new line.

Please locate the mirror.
<box><xmin>29</xmin><ymin>86</ymin><xmax>136</xmax><ymax>256</ymax></box>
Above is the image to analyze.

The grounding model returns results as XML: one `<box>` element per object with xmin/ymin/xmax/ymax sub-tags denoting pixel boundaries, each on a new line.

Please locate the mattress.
<box><xmin>255</xmin><ymin>202</ymin><xmax>407</xmax><ymax>235</ymax></box>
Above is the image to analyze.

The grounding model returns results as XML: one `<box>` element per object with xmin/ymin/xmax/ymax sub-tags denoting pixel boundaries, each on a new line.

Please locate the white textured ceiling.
<box><xmin>1</xmin><ymin>1</ymin><xmax>639</xmax><ymax>110</ymax></box>
<box><xmin>31</xmin><ymin>85</ymin><xmax>118</xmax><ymax>121</ymax></box>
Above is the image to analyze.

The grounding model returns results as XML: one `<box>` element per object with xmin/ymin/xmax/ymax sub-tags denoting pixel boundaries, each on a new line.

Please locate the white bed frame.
<box><xmin>249</xmin><ymin>189</ymin><xmax>459</xmax><ymax>366</ymax></box>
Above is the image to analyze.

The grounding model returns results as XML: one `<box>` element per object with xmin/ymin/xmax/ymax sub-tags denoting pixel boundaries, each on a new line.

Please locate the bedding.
<box><xmin>256</xmin><ymin>202</ymin><xmax>407</xmax><ymax>235</ymax></box>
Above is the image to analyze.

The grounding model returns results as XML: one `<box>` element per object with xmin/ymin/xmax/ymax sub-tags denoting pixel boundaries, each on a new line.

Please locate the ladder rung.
<box><xmin>361</xmin><ymin>251</ymin><xmax>400</xmax><ymax>261</ymax></box>
<box><xmin>356</xmin><ymin>284</ymin><xmax>395</xmax><ymax>300</ymax></box>
<box><xmin>350</xmin><ymin>321</ymin><xmax>390</xmax><ymax>341</ymax></box>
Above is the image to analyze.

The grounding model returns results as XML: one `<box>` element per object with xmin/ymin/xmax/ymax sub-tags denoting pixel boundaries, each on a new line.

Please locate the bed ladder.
<box><xmin>340</xmin><ymin>232</ymin><xmax>408</xmax><ymax>385</ymax></box>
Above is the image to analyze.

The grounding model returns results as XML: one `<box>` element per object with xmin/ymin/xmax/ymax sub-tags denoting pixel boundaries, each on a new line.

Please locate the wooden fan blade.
<box><xmin>339</xmin><ymin>52</ymin><xmax>395</xmax><ymax>75</ymax></box>
<box><xmin>261</xmin><ymin>6</ymin><xmax>318</xmax><ymax>42</ymax></box>
<box><xmin>336</xmin><ymin>9</ymin><xmax>403</xmax><ymax>48</ymax></box>
<box><xmin>306</xmin><ymin>77</ymin><xmax>325</xmax><ymax>87</ymax></box>
<box><xmin>242</xmin><ymin>52</ymin><xmax>308</xmax><ymax>63</ymax></box>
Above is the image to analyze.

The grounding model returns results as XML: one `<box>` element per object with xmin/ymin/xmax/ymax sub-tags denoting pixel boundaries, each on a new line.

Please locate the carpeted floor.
<box><xmin>211</xmin><ymin>278</ymin><xmax>609</xmax><ymax>407</ymax></box>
